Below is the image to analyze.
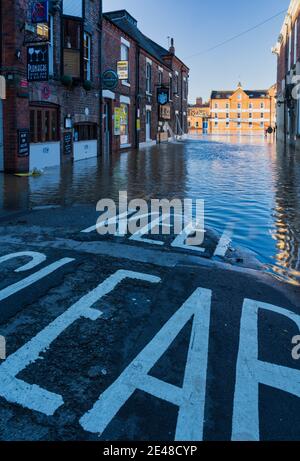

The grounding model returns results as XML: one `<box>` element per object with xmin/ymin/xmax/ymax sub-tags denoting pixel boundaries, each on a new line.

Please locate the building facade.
<box><xmin>0</xmin><ymin>3</ymin><xmax>189</xmax><ymax>174</ymax></box>
<box><xmin>273</xmin><ymin>0</ymin><xmax>300</xmax><ymax>149</ymax></box>
<box><xmin>102</xmin><ymin>10</ymin><xmax>189</xmax><ymax>155</ymax></box>
<box><xmin>209</xmin><ymin>84</ymin><xmax>276</xmax><ymax>134</ymax></box>
<box><xmin>188</xmin><ymin>100</ymin><xmax>210</xmax><ymax>134</ymax></box>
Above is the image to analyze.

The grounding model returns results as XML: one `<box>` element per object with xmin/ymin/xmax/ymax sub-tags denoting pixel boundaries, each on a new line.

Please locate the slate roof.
<box><xmin>211</xmin><ymin>90</ymin><xmax>269</xmax><ymax>99</ymax></box>
<box><xmin>103</xmin><ymin>10</ymin><xmax>172</xmax><ymax>68</ymax></box>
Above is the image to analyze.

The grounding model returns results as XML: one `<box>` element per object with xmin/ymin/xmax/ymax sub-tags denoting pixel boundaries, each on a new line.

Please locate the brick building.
<box><xmin>0</xmin><ymin>3</ymin><xmax>189</xmax><ymax>174</ymax></box>
<box><xmin>273</xmin><ymin>0</ymin><xmax>300</xmax><ymax>149</ymax></box>
<box><xmin>102</xmin><ymin>10</ymin><xmax>189</xmax><ymax>155</ymax></box>
<box><xmin>209</xmin><ymin>83</ymin><xmax>276</xmax><ymax>134</ymax></box>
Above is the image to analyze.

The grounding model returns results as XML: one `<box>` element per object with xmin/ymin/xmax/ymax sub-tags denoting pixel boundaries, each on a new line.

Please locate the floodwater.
<box><xmin>1</xmin><ymin>134</ymin><xmax>300</xmax><ymax>284</ymax></box>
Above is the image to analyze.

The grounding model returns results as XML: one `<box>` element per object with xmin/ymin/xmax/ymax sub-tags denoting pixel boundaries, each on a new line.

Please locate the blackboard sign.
<box><xmin>18</xmin><ymin>129</ymin><xmax>30</xmax><ymax>157</ymax></box>
<box><xmin>27</xmin><ymin>45</ymin><xmax>49</xmax><ymax>82</ymax></box>
<box><xmin>63</xmin><ymin>132</ymin><xmax>73</xmax><ymax>157</ymax></box>
<box><xmin>157</xmin><ymin>87</ymin><xmax>169</xmax><ymax>106</ymax></box>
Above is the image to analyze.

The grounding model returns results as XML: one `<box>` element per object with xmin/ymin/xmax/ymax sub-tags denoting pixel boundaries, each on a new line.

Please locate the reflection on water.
<box><xmin>0</xmin><ymin>134</ymin><xmax>299</xmax><ymax>285</ymax></box>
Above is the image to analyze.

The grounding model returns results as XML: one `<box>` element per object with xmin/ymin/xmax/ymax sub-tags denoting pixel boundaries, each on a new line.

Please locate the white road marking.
<box><xmin>80</xmin><ymin>287</ymin><xmax>212</xmax><ymax>441</ymax></box>
<box><xmin>214</xmin><ymin>225</ymin><xmax>234</xmax><ymax>257</ymax></box>
<box><xmin>81</xmin><ymin>211</ymin><xmax>134</xmax><ymax>235</ymax></box>
<box><xmin>171</xmin><ymin>223</ymin><xmax>205</xmax><ymax>253</ymax></box>
<box><xmin>0</xmin><ymin>258</ymin><xmax>74</xmax><ymax>303</ymax></box>
<box><xmin>0</xmin><ymin>270</ymin><xmax>160</xmax><ymax>416</ymax></box>
<box><xmin>232</xmin><ymin>299</ymin><xmax>300</xmax><ymax>441</ymax></box>
<box><xmin>0</xmin><ymin>251</ymin><xmax>47</xmax><ymax>272</ymax></box>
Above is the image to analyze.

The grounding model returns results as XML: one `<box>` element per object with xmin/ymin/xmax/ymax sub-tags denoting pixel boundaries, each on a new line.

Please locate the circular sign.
<box><xmin>267</xmin><ymin>126</ymin><xmax>273</xmax><ymax>134</ymax></box>
<box><xmin>102</xmin><ymin>70</ymin><xmax>118</xmax><ymax>90</ymax></box>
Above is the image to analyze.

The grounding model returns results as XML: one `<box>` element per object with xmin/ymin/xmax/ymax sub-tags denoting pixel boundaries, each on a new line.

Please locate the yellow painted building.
<box><xmin>209</xmin><ymin>83</ymin><xmax>276</xmax><ymax>134</ymax></box>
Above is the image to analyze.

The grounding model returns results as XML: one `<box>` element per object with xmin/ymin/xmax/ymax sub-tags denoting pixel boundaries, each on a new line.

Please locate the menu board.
<box><xmin>18</xmin><ymin>129</ymin><xmax>30</xmax><ymax>157</ymax></box>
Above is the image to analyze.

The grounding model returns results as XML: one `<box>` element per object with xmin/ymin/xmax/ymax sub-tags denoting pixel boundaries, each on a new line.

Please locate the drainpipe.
<box><xmin>98</xmin><ymin>0</ymin><xmax>103</xmax><ymax>156</ymax></box>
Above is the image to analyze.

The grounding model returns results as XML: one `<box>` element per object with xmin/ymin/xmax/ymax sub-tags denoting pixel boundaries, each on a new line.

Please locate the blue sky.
<box><xmin>103</xmin><ymin>0</ymin><xmax>290</xmax><ymax>103</ymax></box>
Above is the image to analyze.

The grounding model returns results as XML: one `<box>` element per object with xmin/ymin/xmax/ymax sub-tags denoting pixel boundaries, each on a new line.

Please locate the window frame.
<box><xmin>83</xmin><ymin>31</ymin><xmax>92</xmax><ymax>81</ymax></box>
<box><xmin>29</xmin><ymin>104</ymin><xmax>60</xmax><ymax>144</ymax></box>
<box><xmin>74</xmin><ymin>123</ymin><xmax>98</xmax><ymax>142</ymax></box>
<box><xmin>121</xmin><ymin>42</ymin><xmax>130</xmax><ymax>84</ymax></box>
<box><xmin>146</xmin><ymin>62</ymin><xmax>152</xmax><ymax>94</ymax></box>
<box><xmin>62</xmin><ymin>16</ymin><xmax>84</xmax><ymax>81</ymax></box>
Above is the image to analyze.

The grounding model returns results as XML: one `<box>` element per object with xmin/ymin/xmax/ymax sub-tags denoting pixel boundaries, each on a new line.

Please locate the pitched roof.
<box><xmin>211</xmin><ymin>89</ymin><xmax>269</xmax><ymax>99</ymax></box>
<box><xmin>103</xmin><ymin>10</ymin><xmax>172</xmax><ymax>68</ymax></box>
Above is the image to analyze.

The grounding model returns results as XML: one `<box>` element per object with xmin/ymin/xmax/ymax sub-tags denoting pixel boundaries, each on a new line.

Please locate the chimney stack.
<box><xmin>169</xmin><ymin>38</ymin><xmax>175</xmax><ymax>55</ymax></box>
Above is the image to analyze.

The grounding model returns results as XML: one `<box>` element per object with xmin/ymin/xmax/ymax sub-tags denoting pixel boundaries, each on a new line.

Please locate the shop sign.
<box><xmin>114</xmin><ymin>108</ymin><xmax>121</xmax><ymax>136</ymax></box>
<box><xmin>18</xmin><ymin>129</ymin><xmax>30</xmax><ymax>157</ymax></box>
<box><xmin>31</xmin><ymin>0</ymin><xmax>49</xmax><ymax>24</ymax></box>
<box><xmin>102</xmin><ymin>70</ymin><xmax>118</xmax><ymax>91</ymax></box>
<box><xmin>160</xmin><ymin>104</ymin><xmax>171</xmax><ymax>120</ymax></box>
<box><xmin>63</xmin><ymin>132</ymin><xmax>73</xmax><ymax>157</ymax></box>
<box><xmin>117</xmin><ymin>61</ymin><xmax>129</xmax><ymax>80</ymax></box>
<box><xmin>27</xmin><ymin>45</ymin><xmax>49</xmax><ymax>82</ymax></box>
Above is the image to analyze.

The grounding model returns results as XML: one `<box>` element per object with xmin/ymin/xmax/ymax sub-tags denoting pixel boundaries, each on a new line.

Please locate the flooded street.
<box><xmin>1</xmin><ymin>135</ymin><xmax>300</xmax><ymax>284</ymax></box>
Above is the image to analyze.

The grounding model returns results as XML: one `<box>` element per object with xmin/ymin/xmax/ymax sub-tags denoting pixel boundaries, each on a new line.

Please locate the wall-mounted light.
<box><xmin>15</xmin><ymin>50</ymin><xmax>21</xmax><ymax>60</ymax></box>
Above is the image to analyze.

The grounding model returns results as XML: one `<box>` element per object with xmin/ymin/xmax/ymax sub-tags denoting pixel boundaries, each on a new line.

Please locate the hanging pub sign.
<box><xmin>31</xmin><ymin>0</ymin><xmax>49</xmax><ymax>24</ymax></box>
<box><xmin>117</xmin><ymin>61</ymin><xmax>129</xmax><ymax>80</ymax></box>
<box><xmin>157</xmin><ymin>87</ymin><xmax>169</xmax><ymax>106</ymax></box>
<box><xmin>27</xmin><ymin>45</ymin><xmax>49</xmax><ymax>82</ymax></box>
<box><xmin>18</xmin><ymin>129</ymin><xmax>30</xmax><ymax>157</ymax></box>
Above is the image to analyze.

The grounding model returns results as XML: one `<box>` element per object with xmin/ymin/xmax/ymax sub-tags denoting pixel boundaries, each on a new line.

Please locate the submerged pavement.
<box><xmin>0</xmin><ymin>205</ymin><xmax>299</xmax><ymax>441</ymax></box>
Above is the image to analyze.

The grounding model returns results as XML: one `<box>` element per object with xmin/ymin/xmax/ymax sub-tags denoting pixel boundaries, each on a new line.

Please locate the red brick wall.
<box><xmin>1</xmin><ymin>0</ymin><xmax>30</xmax><ymax>173</ymax></box>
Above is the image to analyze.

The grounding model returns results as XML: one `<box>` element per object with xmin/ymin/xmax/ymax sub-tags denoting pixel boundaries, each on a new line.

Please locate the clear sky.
<box><xmin>103</xmin><ymin>0</ymin><xmax>290</xmax><ymax>103</ymax></box>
